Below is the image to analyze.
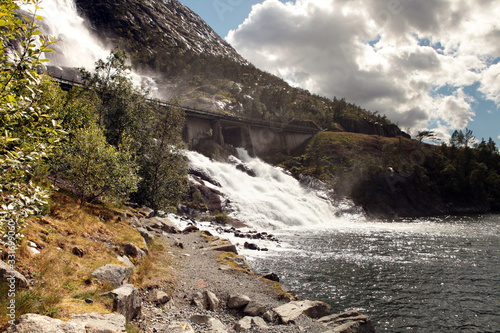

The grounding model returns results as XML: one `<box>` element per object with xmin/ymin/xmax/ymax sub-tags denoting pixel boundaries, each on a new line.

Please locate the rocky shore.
<box><xmin>4</xmin><ymin>213</ymin><xmax>376</xmax><ymax>333</ymax></box>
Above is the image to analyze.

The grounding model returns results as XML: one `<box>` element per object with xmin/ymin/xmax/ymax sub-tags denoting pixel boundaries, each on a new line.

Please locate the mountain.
<box><xmin>73</xmin><ymin>0</ymin><xmax>409</xmax><ymax>139</ymax></box>
<box><xmin>75</xmin><ymin>0</ymin><xmax>245</xmax><ymax>63</ymax></box>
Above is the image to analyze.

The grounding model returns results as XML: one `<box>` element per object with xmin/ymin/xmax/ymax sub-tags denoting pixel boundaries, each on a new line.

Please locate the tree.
<box><xmin>133</xmin><ymin>104</ymin><xmax>187</xmax><ymax>211</ymax></box>
<box><xmin>0</xmin><ymin>0</ymin><xmax>61</xmax><ymax>245</ymax></box>
<box><xmin>60</xmin><ymin>123</ymin><xmax>140</xmax><ymax>206</ymax></box>
<box><xmin>416</xmin><ymin>130</ymin><xmax>438</xmax><ymax>143</ymax></box>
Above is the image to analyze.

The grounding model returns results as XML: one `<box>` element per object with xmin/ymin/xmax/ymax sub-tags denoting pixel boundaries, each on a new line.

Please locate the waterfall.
<box><xmin>31</xmin><ymin>0</ymin><xmax>109</xmax><ymax>69</ymax></box>
<box><xmin>185</xmin><ymin>149</ymin><xmax>364</xmax><ymax>231</ymax></box>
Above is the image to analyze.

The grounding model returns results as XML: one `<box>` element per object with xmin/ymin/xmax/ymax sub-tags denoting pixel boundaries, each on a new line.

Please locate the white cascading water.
<box><xmin>185</xmin><ymin>148</ymin><xmax>363</xmax><ymax>231</ymax></box>
<box><xmin>24</xmin><ymin>0</ymin><xmax>159</xmax><ymax>95</ymax></box>
<box><xmin>30</xmin><ymin>0</ymin><xmax>109</xmax><ymax>69</ymax></box>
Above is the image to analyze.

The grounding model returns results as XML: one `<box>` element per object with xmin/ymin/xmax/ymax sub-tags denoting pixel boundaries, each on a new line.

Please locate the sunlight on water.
<box><xmin>184</xmin><ymin>149</ymin><xmax>500</xmax><ymax>332</ymax></box>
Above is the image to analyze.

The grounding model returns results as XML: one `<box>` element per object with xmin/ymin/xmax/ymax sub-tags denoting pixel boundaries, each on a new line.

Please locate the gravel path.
<box><xmin>133</xmin><ymin>228</ymin><xmax>330</xmax><ymax>332</ymax></box>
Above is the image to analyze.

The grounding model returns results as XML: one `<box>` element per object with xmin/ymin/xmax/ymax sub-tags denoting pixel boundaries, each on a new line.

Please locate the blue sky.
<box><xmin>180</xmin><ymin>0</ymin><xmax>500</xmax><ymax>145</ymax></box>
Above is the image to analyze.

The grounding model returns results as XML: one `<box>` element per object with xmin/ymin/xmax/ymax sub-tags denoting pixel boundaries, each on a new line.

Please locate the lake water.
<box><xmin>248</xmin><ymin>215</ymin><xmax>500</xmax><ymax>332</ymax></box>
<box><xmin>184</xmin><ymin>149</ymin><xmax>500</xmax><ymax>332</ymax></box>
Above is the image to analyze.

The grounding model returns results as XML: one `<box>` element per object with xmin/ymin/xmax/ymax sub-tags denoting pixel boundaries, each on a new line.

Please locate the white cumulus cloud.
<box><xmin>226</xmin><ymin>0</ymin><xmax>500</xmax><ymax>139</ymax></box>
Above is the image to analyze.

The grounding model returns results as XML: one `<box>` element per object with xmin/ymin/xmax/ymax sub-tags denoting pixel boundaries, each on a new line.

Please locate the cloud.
<box><xmin>227</xmin><ymin>0</ymin><xmax>500</xmax><ymax>138</ymax></box>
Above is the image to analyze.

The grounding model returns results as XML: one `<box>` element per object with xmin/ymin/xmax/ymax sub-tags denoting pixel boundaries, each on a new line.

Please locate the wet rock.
<box><xmin>263</xmin><ymin>272</ymin><xmax>280</xmax><ymax>282</ymax></box>
<box><xmin>273</xmin><ymin>300</ymin><xmax>331</xmax><ymax>324</ymax></box>
<box><xmin>183</xmin><ymin>225</ymin><xmax>199</xmax><ymax>234</ymax></box>
<box><xmin>91</xmin><ymin>264</ymin><xmax>133</xmax><ymax>287</ymax></box>
<box><xmin>227</xmin><ymin>294</ymin><xmax>251</xmax><ymax>309</ymax></box>
<box><xmin>319</xmin><ymin>310</ymin><xmax>376</xmax><ymax>333</ymax></box>
<box><xmin>243</xmin><ymin>300</ymin><xmax>266</xmax><ymax>316</ymax></box>
<box><xmin>243</xmin><ymin>242</ymin><xmax>259</xmax><ymax>250</ymax></box>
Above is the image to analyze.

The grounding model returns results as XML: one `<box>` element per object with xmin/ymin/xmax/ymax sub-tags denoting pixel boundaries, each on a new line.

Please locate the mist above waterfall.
<box><xmin>186</xmin><ymin>149</ymin><xmax>364</xmax><ymax>231</ymax></box>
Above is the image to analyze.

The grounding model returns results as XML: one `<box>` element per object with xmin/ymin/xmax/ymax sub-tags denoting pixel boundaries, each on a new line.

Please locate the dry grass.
<box><xmin>0</xmin><ymin>190</ymin><xmax>175</xmax><ymax>328</ymax></box>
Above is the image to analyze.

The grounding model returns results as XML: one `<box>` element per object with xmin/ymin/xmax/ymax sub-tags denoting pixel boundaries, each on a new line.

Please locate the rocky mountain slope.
<box><xmin>75</xmin><ymin>0</ymin><xmax>245</xmax><ymax>63</ymax></box>
<box><xmin>73</xmin><ymin>0</ymin><xmax>409</xmax><ymax>139</ymax></box>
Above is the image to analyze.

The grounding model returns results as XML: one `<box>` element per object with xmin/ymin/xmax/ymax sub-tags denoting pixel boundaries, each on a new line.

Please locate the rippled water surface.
<box><xmin>249</xmin><ymin>215</ymin><xmax>500</xmax><ymax>332</ymax></box>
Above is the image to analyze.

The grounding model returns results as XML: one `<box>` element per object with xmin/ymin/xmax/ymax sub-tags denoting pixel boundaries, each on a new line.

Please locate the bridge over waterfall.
<box><xmin>51</xmin><ymin>74</ymin><xmax>320</xmax><ymax>156</ymax></box>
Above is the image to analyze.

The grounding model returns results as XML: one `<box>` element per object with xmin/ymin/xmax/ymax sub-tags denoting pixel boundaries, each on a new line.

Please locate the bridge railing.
<box><xmin>49</xmin><ymin>75</ymin><xmax>319</xmax><ymax>134</ymax></box>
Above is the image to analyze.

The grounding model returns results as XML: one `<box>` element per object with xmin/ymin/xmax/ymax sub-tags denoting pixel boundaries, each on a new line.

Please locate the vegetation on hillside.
<box><xmin>282</xmin><ymin>131</ymin><xmax>500</xmax><ymax>217</ymax></box>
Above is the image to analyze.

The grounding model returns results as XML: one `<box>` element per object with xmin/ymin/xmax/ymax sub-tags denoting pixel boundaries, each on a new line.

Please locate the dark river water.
<box><xmin>250</xmin><ymin>215</ymin><xmax>500</xmax><ymax>332</ymax></box>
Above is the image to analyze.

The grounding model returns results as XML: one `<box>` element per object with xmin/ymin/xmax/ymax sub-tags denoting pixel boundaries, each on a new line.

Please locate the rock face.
<box><xmin>6</xmin><ymin>313</ymin><xmax>126</xmax><ymax>333</ymax></box>
<box><xmin>75</xmin><ymin>0</ymin><xmax>245</xmax><ymax>63</ymax></box>
<box><xmin>319</xmin><ymin>310</ymin><xmax>376</xmax><ymax>333</ymax></box>
<box><xmin>104</xmin><ymin>284</ymin><xmax>142</xmax><ymax>321</ymax></box>
<box><xmin>91</xmin><ymin>264</ymin><xmax>133</xmax><ymax>287</ymax></box>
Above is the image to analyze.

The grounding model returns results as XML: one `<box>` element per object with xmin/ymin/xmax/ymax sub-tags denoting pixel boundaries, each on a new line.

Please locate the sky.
<box><xmin>179</xmin><ymin>0</ymin><xmax>500</xmax><ymax>145</ymax></box>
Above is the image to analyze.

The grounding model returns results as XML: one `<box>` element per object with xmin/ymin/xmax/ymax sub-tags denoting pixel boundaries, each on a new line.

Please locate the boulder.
<box><xmin>0</xmin><ymin>260</ymin><xmax>29</xmax><ymax>289</ymax></box>
<box><xmin>154</xmin><ymin>290</ymin><xmax>170</xmax><ymax>305</ymax></box>
<box><xmin>243</xmin><ymin>300</ymin><xmax>266</xmax><ymax>316</ymax></box>
<box><xmin>116</xmin><ymin>255</ymin><xmax>135</xmax><ymax>268</ymax></box>
<box><xmin>103</xmin><ymin>284</ymin><xmax>141</xmax><ymax>321</ymax></box>
<box><xmin>209</xmin><ymin>244</ymin><xmax>238</xmax><ymax>254</ymax></box>
<box><xmin>70</xmin><ymin>313</ymin><xmax>127</xmax><ymax>332</ymax></box>
<box><xmin>192</xmin><ymin>291</ymin><xmax>207</xmax><ymax>310</ymax></box>
<box><xmin>262</xmin><ymin>272</ymin><xmax>280</xmax><ymax>282</ymax></box>
<box><xmin>72</xmin><ymin>246</ymin><xmax>85</xmax><ymax>257</ymax></box>
<box><xmin>123</xmin><ymin>243</ymin><xmax>146</xmax><ymax>260</ymax></box>
<box><xmin>140</xmin><ymin>206</ymin><xmax>154</xmax><ymax>218</ymax></box>
<box><xmin>273</xmin><ymin>300</ymin><xmax>331</xmax><ymax>324</ymax></box>
<box><xmin>234</xmin><ymin>316</ymin><xmax>269</xmax><ymax>332</ymax></box>
<box><xmin>319</xmin><ymin>310</ymin><xmax>376</xmax><ymax>333</ymax></box>
<box><xmin>205</xmin><ymin>290</ymin><xmax>219</xmax><ymax>311</ymax></box>
<box><xmin>6</xmin><ymin>314</ymin><xmax>84</xmax><ymax>333</ymax></box>
<box><xmin>190</xmin><ymin>315</ymin><xmax>227</xmax><ymax>332</ymax></box>
<box><xmin>136</xmin><ymin>227</ymin><xmax>153</xmax><ymax>243</ymax></box>
<box><xmin>227</xmin><ymin>294</ymin><xmax>251</xmax><ymax>309</ymax></box>
<box><xmin>91</xmin><ymin>264</ymin><xmax>133</xmax><ymax>287</ymax></box>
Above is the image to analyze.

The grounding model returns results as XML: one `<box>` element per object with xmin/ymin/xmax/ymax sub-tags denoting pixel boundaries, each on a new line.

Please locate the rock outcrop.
<box><xmin>103</xmin><ymin>284</ymin><xmax>142</xmax><ymax>321</ymax></box>
<box><xmin>0</xmin><ymin>260</ymin><xmax>29</xmax><ymax>289</ymax></box>
<box><xmin>91</xmin><ymin>264</ymin><xmax>133</xmax><ymax>287</ymax></box>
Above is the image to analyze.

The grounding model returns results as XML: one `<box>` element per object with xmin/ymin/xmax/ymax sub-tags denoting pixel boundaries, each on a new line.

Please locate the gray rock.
<box><xmin>103</xmin><ymin>284</ymin><xmax>141</xmax><ymax>321</ymax></box>
<box><xmin>243</xmin><ymin>300</ymin><xmax>266</xmax><ymax>316</ymax></box>
<box><xmin>301</xmin><ymin>300</ymin><xmax>332</xmax><ymax>319</ymax></box>
<box><xmin>273</xmin><ymin>300</ymin><xmax>332</xmax><ymax>324</ymax></box>
<box><xmin>209</xmin><ymin>244</ymin><xmax>238</xmax><ymax>254</ymax></box>
<box><xmin>166</xmin><ymin>320</ymin><xmax>195</xmax><ymax>333</ymax></box>
<box><xmin>227</xmin><ymin>294</ymin><xmax>251</xmax><ymax>309</ymax></box>
<box><xmin>6</xmin><ymin>314</ymin><xmax>84</xmax><ymax>333</ymax></box>
<box><xmin>205</xmin><ymin>290</ymin><xmax>219</xmax><ymax>311</ymax></box>
<box><xmin>136</xmin><ymin>227</ymin><xmax>153</xmax><ymax>243</ymax></box>
<box><xmin>123</xmin><ymin>243</ymin><xmax>146</xmax><ymax>260</ymax></box>
<box><xmin>154</xmin><ymin>290</ymin><xmax>170</xmax><ymax>305</ymax></box>
<box><xmin>190</xmin><ymin>315</ymin><xmax>227</xmax><ymax>332</ymax></box>
<box><xmin>129</xmin><ymin>216</ymin><xmax>142</xmax><ymax>228</ymax></box>
<box><xmin>91</xmin><ymin>264</ymin><xmax>132</xmax><ymax>287</ymax></box>
<box><xmin>117</xmin><ymin>255</ymin><xmax>135</xmax><ymax>268</ymax></box>
<box><xmin>0</xmin><ymin>260</ymin><xmax>29</xmax><ymax>289</ymax></box>
<box><xmin>234</xmin><ymin>316</ymin><xmax>269</xmax><ymax>332</ymax></box>
<box><xmin>192</xmin><ymin>291</ymin><xmax>208</xmax><ymax>310</ymax></box>
<box><xmin>141</xmin><ymin>206</ymin><xmax>155</xmax><ymax>218</ymax></box>
<box><xmin>262</xmin><ymin>310</ymin><xmax>277</xmax><ymax>323</ymax></box>
<box><xmin>70</xmin><ymin>312</ymin><xmax>127</xmax><ymax>332</ymax></box>
<box><xmin>319</xmin><ymin>310</ymin><xmax>376</xmax><ymax>333</ymax></box>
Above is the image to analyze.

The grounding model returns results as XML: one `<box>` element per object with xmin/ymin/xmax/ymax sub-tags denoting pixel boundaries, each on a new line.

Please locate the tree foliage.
<box><xmin>60</xmin><ymin>123</ymin><xmax>140</xmax><ymax>205</ymax></box>
<box><xmin>0</xmin><ymin>0</ymin><xmax>61</xmax><ymax>244</ymax></box>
